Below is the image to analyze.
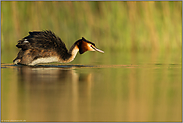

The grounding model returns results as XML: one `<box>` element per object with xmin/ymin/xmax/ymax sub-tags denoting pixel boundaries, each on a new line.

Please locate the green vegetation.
<box><xmin>1</xmin><ymin>1</ymin><xmax>182</xmax><ymax>52</ymax></box>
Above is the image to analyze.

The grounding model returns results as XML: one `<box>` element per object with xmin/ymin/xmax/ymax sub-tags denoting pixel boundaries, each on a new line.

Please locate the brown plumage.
<box><xmin>13</xmin><ymin>30</ymin><xmax>104</xmax><ymax>65</ymax></box>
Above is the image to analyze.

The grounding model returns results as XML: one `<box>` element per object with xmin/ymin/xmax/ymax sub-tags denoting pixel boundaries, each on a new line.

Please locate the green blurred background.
<box><xmin>1</xmin><ymin>1</ymin><xmax>182</xmax><ymax>63</ymax></box>
<box><xmin>1</xmin><ymin>2</ymin><xmax>182</xmax><ymax>121</ymax></box>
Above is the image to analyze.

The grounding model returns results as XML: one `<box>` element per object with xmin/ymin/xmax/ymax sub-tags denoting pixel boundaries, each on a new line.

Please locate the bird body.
<box><xmin>13</xmin><ymin>30</ymin><xmax>104</xmax><ymax>65</ymax></box>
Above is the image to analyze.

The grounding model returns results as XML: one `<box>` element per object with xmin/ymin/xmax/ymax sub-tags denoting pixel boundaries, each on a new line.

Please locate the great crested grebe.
<box><xmin>13</xmin><ymin>30</ymin><xmax>104</xmax><ymax>66</ymax></box>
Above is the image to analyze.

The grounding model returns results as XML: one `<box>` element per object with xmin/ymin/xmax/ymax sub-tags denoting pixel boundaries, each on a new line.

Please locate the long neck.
<box><xmin>64</xmin><ymin>43</ymin><xmax>79</xmax><ymax>63</ymax></box>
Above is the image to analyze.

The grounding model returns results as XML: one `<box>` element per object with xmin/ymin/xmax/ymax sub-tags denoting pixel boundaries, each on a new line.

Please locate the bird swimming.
<box><xmin>13</xmin><ymin>30</ymin><xmax>104</xmax><ymax>66</ymax></box>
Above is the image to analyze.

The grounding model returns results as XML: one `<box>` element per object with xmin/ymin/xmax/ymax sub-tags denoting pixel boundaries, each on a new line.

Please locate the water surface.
<box><xmin>1</xmin><ymin>51</ymin><xmax>182</xmax><ymax>122</ymax></box>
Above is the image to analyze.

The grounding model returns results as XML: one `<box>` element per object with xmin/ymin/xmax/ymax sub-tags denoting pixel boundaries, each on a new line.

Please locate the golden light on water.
<box><xmin>1</xmin><ymin>1</ymin><xmax>182</xmax><ymax>122</ymax></box>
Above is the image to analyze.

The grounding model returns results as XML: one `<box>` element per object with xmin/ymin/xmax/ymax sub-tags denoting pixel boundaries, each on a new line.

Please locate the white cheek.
<box><xmin>87</xmin><ymin>44</ymin><xmax>95</xmax><ymax>51</ymax></box>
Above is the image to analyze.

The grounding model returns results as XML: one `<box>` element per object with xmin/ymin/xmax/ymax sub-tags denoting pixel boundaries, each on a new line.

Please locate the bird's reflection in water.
<box><xmin>16</xmin><ymin>66</ymin><xmax>93</xmax><ymax>121</ymax></box>
<box><xmin>18</xmin><ymin>66</ymin><xmax>76</xmax><ymax>83</ymax></box>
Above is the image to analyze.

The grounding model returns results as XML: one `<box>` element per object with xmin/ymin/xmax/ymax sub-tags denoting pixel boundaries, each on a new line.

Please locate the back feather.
<box><xmin>16</xmin><ymin>30</ymin><xmax>68</xmax><ymax>54</ymax></box>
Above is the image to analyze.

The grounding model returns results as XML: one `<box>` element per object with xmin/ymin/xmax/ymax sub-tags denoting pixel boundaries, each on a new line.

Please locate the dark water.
<box><xmin>1</xmin><ymin>51</ymin><xmax>182</xmax><ymax>122</ymax></box>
